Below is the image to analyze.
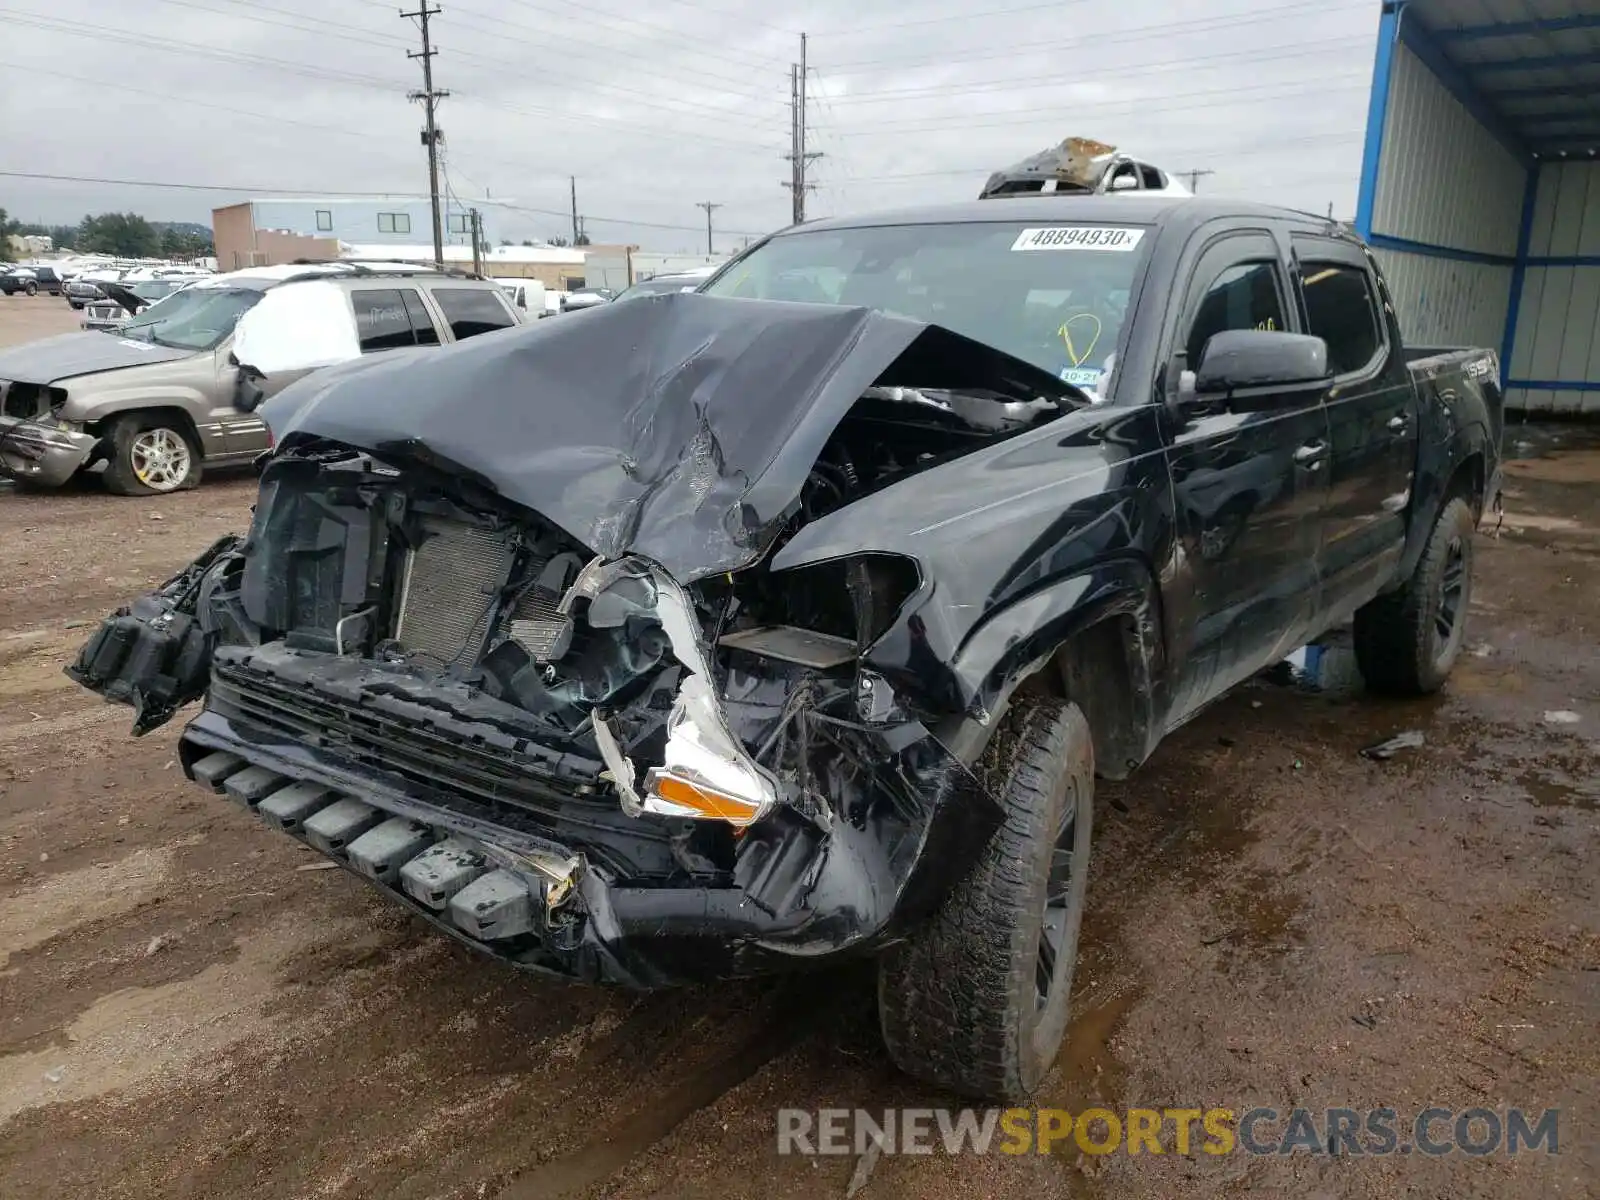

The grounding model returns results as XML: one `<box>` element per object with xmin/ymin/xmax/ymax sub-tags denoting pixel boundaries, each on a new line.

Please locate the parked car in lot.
<box><xmin>64</xmin><ymin>274</ymin><xmax>117</xmax><ymax>309</ymax></box>
<box><xmin>1</xmin><ymin>265</ymin><xmax>66</xmax><ymax>296</ymax></box>
<box><xmin>492</xmin><ymin>277</ymin><xmax>548</xmax><ymax>318</ymax></box>
<box><xmin>1</xmin><ymin>268</ymin><xmax>41</xmax><ymax>296</ymax></box>
<box><xmin>0</xmin><ymin>263</ymin><xmax>520</xmax><ymax>494</ymax></box>
<box><xmin>81</xmin><ymin>279</ymin><xmax>190</xmax><ymax>333</ymax></box>
<box><xmin>612</xmin><ymin>274</ymin><xmax>702</xmax><ymax>302</ymax></box>
<box><xmin>65</xmin><ymin>193</ymin><xmax>1502</xmax><ymax>1101</ymax></box>
<box><xmin>559</xmin><ymin>287</ymin><xmax>614</xmax><ymax>312</ymax></box>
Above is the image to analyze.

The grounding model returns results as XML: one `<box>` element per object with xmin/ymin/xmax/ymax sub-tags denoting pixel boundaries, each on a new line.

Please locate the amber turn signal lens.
<box><xmin>650</xmin><ymin>774</ymin><xmax>762</xmax><ymax>823</ymax></box>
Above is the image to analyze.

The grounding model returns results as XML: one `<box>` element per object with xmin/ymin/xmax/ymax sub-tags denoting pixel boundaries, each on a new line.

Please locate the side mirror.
<box><xmin>1193</xmin><ymin>330</ymin><xmax>1329</xmax><ymax>400</ymax></box>
<box><xmin>233</xmin><ymin>365</ymin><xmax>266</xmax><ymax>414</ymax></box>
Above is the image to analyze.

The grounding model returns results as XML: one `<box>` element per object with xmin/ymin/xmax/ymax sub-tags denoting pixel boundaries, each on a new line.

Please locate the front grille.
<box><xmin>210</xmin><ymin>666</ymin><xmax>601</xmax><ymax>823</ymax></box>
<box><xmin>205</xmin><ymin>662</ymin><xmax>674</xmax><ymax>878</ymax></box>
<box><xmin>394</xmin><ymin>517</ymin><xmax>515</xmax><ymax>668</ymax></box>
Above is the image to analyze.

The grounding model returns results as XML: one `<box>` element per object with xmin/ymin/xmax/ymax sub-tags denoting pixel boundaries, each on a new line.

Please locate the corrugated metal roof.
<box><xmin>1405</xmin><ymin>0</ymin><xmax>1600</xmax><ymax>157</ymax></box>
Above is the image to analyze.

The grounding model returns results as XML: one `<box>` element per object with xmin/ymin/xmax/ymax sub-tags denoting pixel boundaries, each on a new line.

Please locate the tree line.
<box><xmin>1</xmin><ymin>207</ymin><xmax>215</xmax><ymax>261</ymax></box>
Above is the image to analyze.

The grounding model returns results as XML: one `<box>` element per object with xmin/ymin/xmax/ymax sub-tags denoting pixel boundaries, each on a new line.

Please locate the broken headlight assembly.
<box><xmin>577</xmin><ymin>558</ymin><xmax>780</xmax><ymax>828</ymax></box>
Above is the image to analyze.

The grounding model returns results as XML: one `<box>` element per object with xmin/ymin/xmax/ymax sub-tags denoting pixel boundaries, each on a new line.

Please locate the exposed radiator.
<box><xmin>394</xmin><ymin>517</ymin><xmax>515</xmax><ymax>668</ymax></box>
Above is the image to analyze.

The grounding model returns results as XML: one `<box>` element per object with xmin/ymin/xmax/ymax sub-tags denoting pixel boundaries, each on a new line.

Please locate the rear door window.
<box><xmin>429</xmin><ymin>287</ymin><xmax>517</xmax><ymax>340</ymax></box>
<box><xmin>1298</xmin><ymin>262</ymin><xmax>1383</xmax><ymax>376</ymax></box>
<box><xmin>351</xmin><ymin>287</ymin><xmax>433</xmax><ymax>352</ymax></box>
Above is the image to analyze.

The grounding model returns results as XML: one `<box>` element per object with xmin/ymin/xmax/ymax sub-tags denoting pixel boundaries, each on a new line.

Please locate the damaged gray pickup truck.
<box><xmin>66</xmin><ymin>195</ymin><xmax>1503</xmax><ymax>1100</ymax></box>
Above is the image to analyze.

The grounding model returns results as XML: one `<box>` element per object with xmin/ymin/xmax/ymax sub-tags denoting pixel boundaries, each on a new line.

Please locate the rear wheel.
<box><xmin>102</xmin><ymin>414</ymin><xmax>202</xmax><ymax>496</ymax></box>
<box><xmin>1354</xmin><ymin>496</ymin><xmax>1475</xmax><ymax>695</ymax></box>
<box><xmin>878</xmin><ymin>698</ymin><xmax>1094</xmax><ymax>1100</ymax></box>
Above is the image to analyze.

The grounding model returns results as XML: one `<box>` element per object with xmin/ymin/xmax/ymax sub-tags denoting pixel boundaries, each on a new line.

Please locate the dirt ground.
<box><xmin>1</xmin><ymin>293</ymin><xmax>1595</xmax><ymax>1198</ymax></box>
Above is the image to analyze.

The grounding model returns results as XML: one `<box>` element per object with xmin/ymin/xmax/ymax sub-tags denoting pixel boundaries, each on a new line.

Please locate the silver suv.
<box><xmin>0</xmin><ymin>263</ymin><xmax>521</xmax><ymax>495</ymax></box>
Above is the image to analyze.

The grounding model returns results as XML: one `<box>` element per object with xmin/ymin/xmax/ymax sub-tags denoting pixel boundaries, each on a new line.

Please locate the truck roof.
<box><xmin>785</xmin><ymin>195</ymin><xmax>1346</xmax><ymax>238</ymax></box>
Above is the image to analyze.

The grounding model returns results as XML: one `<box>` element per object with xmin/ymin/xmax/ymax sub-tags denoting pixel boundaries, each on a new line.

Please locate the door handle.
<box><xmin>1293</xmin><ymin>441</ymin><xmax>1326</xmax><ymax>466</ymax></box>
<box><xmin>1387</xmin><ymin>415</ymin><xmax>1408</xmax><ymax>432</ymax></box>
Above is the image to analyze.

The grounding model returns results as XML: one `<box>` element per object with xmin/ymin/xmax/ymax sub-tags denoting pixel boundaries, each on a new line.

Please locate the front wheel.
<box><xmin>101</xmin><ymin>415</ymin><xmax>202</xmax><ymax>496</ymax></box>
<box><xmin>1354</xmin><ymin>496</ymin><xmax>1476</xmax><ymax>695</ymax></box>
<box><xmin>23</xmin><ymin>281</ymin><xmax>37</xmax><ymax>297</ymax></box>
<box><xmin>878</xmin><ymin>698</ymin><xmax>1094</xmax><ymax>1100</ymax></box>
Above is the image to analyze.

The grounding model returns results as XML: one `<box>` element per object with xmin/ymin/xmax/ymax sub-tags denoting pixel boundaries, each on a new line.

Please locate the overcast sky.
<box><xmin>2</xmin><ymin>0</ymin><xmax>1382</xmax><ymax>252</ymax></box>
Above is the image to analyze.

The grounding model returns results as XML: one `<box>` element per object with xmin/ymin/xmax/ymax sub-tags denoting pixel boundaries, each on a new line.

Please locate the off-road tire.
<box><xmin>101</xmin><ymin>414</ymin><xmax>202</xmax><ymax>496</ymax></box>
<box><xmin>1354</xmin><ymin>496</ymin><xmax>1476</xmax><ymax>695</ymax></box>
<box><xmin>878</xmin><ymin>698</ymin><xmax>1094</xmax><ymax>1101</ymax></box>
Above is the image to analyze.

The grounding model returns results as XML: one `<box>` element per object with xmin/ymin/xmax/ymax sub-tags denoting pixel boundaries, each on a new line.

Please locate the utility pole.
<box><xmin>403</xmin><ymin>2</ymin><xmax>448</xmax><ymax>269</ymax></box>
<box><xmin>782</xmin><ymin>33</ymin><xmax>822</xmax><ymax>224</ymax></box>
<box><xmin>696</xmin><ymin>201</ymin><xmax>721</xmax><ymax>254</ymax></box>
<box><xmin>469</xmin><ymin>208</ymin><xmax>483</xmax><ymax>276</ymax></box>
<box><xmin>569</xmin><ymin>176</ymin><xmax>579</xmax><ymax>246</ymax></box>
<box><xmin>1177</xmin><ymin>168</ymin><xmax>1215</xmax><ymax>193</ymax></box>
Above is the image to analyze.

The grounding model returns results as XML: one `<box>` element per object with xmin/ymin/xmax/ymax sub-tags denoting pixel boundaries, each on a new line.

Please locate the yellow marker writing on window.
<box><xmin>1059</xmin><ymin>312</ymin><xmax>1103</xmax><ymax>367</ymax></box>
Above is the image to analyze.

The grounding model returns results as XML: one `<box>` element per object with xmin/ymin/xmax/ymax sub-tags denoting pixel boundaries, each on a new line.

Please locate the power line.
<box><xmin>182</xmin><ymin>0</ymin><xmax>785</xmax><ymax>125</ymax></box>
<box><xmin>0</xmin><ymin>171</ymin><xmax>438</xmax><ymax>196</ymax></box>
<box><xmin>496</xmin><ymin>0</ymin><xmax>789</xmax><ymax>74</ymax></box>
<box><xmin>445</xmin><ymin>0</ymin><xmax>787</xmax><ymax>103</ymax></box>
<box><xmin>831</xmin><ymin>80</ymin><xmax>1371</xmax><ymax>137</ymax></box>
<box><xmin>6</xmin><ymin>7</ymin><xmax>779</xmax><ymax>152</ymax></box>
<box><xmin>438</xmin><ymin>12</ymin><xmax>784</xmax><ymax>124</ymax></box>
<box><xmin>828</xmin><ymin>65</ymin><xmax>1367</xmax><ymax>108</ymax></box>
<box><xmin>846</xmin><ymin>130</ymin><xmax>1365</xmax><ymax>184</ymax></box>
<box><xmin>819</xmin><ymin>0</ymin><xmax>1093</xmax><ymax>35</ymax></box>
<box><xmin>0</xmin><ymin>61</ymin><xmax>400</xmax><ymax>144</ymax></box>
<box><xmin>825</xmin><ymin>3</ymin><xmax>1371</xmax><ymax>72</ymax></box>
<box><xmin>0</xmin><ymin>170</ymin><xmax>778</xmax><ymax>239</ymax></box>
<box><xmin>3</xmin><ymin>9</ymin><xmax>407</xmax><ymax>90</ymax></box>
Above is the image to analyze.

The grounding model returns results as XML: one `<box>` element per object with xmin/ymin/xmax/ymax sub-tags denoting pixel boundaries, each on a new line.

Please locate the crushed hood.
<box><xmin>264</xmin><ymin>291</ymin><xmax>1073</xmax><ymax>581</ymax></box>
<box><xmin>0</xmin><ymin>332</ymin><xmax>194</xmax><ymax>383</ymax></box>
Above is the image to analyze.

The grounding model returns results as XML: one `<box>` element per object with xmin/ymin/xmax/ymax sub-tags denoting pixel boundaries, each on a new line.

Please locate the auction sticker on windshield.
<box><xmin>1011</xmin><ymin>227</ymin><xmax>1145</xmax><ymax>252</ymax></box>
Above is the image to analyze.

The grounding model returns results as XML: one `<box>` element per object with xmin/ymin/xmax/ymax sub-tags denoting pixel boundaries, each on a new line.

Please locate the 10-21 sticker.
<box><xmin>1011</xmin><ymin>226</ymin><xmax>1145</xmax><ymax>252</ymax></box>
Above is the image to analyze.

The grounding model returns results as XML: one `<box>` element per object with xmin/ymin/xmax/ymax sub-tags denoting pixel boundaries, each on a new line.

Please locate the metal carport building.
<box><xmin>1359</xmin><ymin>0</ymin><xmax>1600</xmax><ymax>413</ymax></box>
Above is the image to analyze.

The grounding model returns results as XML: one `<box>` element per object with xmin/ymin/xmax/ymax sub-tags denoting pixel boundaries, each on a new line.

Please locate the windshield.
<box><xmin>702</xmin><ymin>220</ymin><xmax>1151</xmax><ymax>393</ymax></box>
<box><xmin>130</xmin><ymin>281</ymin><xmax>180</xmax><ymax>301</ymax></box>
<box><xmin>616</xmin><ymin>276</ymin><xmax>693</xmax><ymax>302</ymax></box>
<box><xmin>120</xmin><ymin>286</ymin><xmax>262</xmax><ymax>350</ymax></box>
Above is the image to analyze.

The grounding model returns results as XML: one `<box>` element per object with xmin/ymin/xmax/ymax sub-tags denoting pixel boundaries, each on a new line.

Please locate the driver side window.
<box><xmin>1184</xmin><ymin>259</ymin><xmax>1288</xmax><ymax>367</ymax></box>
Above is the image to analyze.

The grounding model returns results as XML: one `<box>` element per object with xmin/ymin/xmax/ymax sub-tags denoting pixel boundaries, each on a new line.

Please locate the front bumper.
<box><xmin>0</xmin><ymin>416</ymin><xmax>97</xmax><ymax>486</ymax></box>
<box><xmin>176</xmin><ymin>685</ymin><xmax>1000</xmax><ymax>989</ymax></box>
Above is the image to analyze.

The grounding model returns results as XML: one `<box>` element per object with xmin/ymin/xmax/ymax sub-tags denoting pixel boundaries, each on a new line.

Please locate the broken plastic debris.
<box><xmin>1543</xmin><ymin>710</ymin><xmax>1581</xmax><ymax>725</ymax></box>
<box><xmin>1361</xmin><ymin>731</ymin><xmax>1425</xmax><ymax>760</ymax></box>
<box><xmin>44</xmin><ymin>1067</ymin><xmax>66</xmax><ymax>1084</ymax></box>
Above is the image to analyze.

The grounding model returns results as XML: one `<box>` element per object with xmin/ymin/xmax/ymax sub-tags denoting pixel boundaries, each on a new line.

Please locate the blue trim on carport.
<box><xmin>1358</xmin><ymin>1</ymin><xmax>1600</xmax><ymax>396</ymax></box>
<box><xmin>1500</xmin><ymin>171</ymin><xmax>1541</xmax><ymax>386</ymax></box>
<box><xmin>1507</xmin><ymin>380</ymin><xmax>1600</xmax><ymax>393</ymax></box>
<box><xmin>1355</xmin><ymin>0</ymin><xmax>1404</xmax><ymax>239</ymax></box>
<box><xmin>1365</xmin><ymin>233</ymin><xmax>1517</xmax><ymax>265</ymax></box>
